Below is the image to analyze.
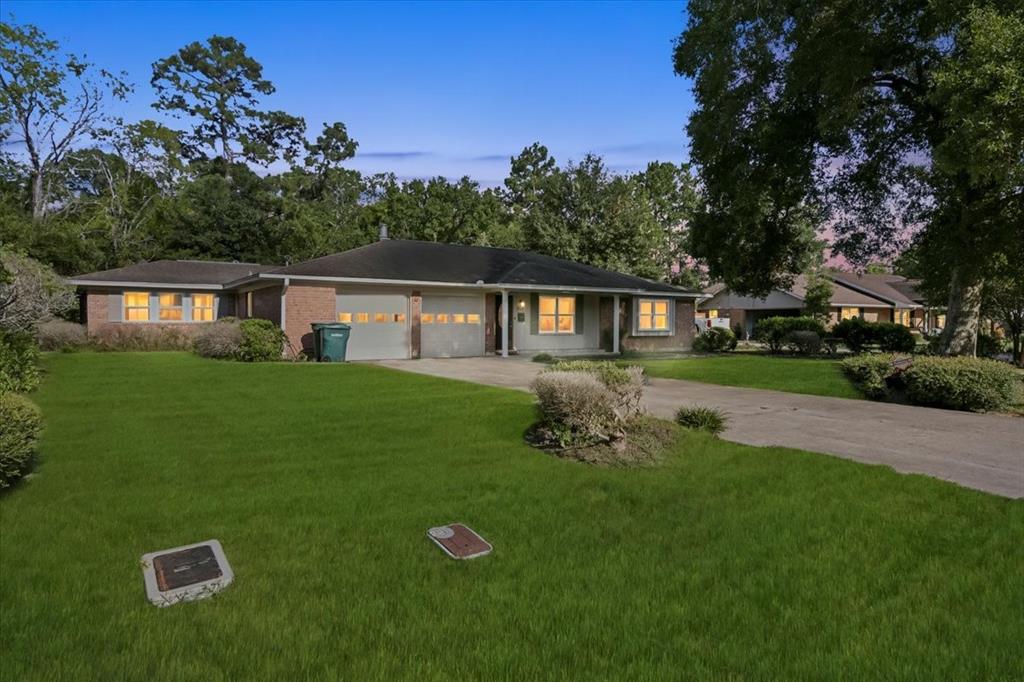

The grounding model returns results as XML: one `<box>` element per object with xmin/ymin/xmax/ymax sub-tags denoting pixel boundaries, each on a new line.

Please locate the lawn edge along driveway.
<box><xmin>375</xmin><ymin>357</ymin><xmax>1024</xmax><ymax>498</ymax></box>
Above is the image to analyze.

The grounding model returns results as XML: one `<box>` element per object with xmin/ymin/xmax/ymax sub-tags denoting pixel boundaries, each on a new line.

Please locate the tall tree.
<box><xmin>151</xmin><ymin>35</ymin><xmax>306</xmax><ymax>172</ymax></box>
<box><xmin>675</xmin><ymin>1</ymin><xmax>1024</xmax><ymax>355</ymax></box>
<box><xmin>0</xmin><ymin>21</ymin><xmax>129</xmax><ymax>218</ymax></box>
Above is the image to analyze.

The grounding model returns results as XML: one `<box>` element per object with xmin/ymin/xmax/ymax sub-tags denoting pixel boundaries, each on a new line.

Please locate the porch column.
<box><xmin>612</xmin><ymin>294</ymin><xmax>620</xmax><ymax>354</ymax></box>
<box><xmin>500</xmin><ymin>289</ymin><xmax>509</xmax><ymax>358</ymax></box>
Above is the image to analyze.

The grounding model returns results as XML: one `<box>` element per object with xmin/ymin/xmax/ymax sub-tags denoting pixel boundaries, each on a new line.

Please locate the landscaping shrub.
<box><xmin>976</xmin><ymin>333</ymin><xmax>1004</xmax><ymax>359</ymax></box>
<box><xmin>693</xmin><ymin>327</ymin><xmax>737</xmax><ymax>353</ymax></box>
<box><xmin>548</xmin><ymin>360</ymin><xmax>645</xmax><ymax>418</ymax></box>
<box><xmin>785</xmin><ymin>330</ymin><xmax>822</xmax><ymax>356</ymax></box>
<box><xmin>531</xmin><ymin>371</ymin><xmax>621</xmax><ymax>447</ymax></box>
<box><xmin>674</xmin><ymin>405</ymin><xmax>728</xmax><ymax>436</ymax></box>
<box><xmin>193</xmin><ymin>320</ymin><xmax>244</xmax><ymax>359</ymax></box>
<box><xmin>904</xmin><ymin>356</ymin><xmax>1021</xmax><ymax>412</ymax></box>
<box><xmin>874</xmin><ymin>322</ymin><xmax>916</xmax><ymax>352</ymax></box>
<box><xmin>754</xmin><ymin>316</ymin><xmax>826</xmax><ymax>353</ymax></box>
<box><xmin>36</xmin><ymin>320</ymin><xmax>88</xmax><ymax>351</ymax></box>
<box><xmin>832</xmin><ymin>317</ymin><xmax>875</xmax><ymax>353</ymax></box>
<box><xmin>89</xmin><ymin>325</ymin><xmax>195</xmax><ymax>351</ymax></box>
<box><xmin>532</xmin><ymin>352</ymin><xmax>555</xmax><ymax>363</ymax></box>
<box><xmin>237</xmin><ymin>319</ymin><xmax>287</xmax><ymax>361</ymax></box>
<box><xmin>822</xmin><ymin>336</ymin><xmax>841</xmax><ymax>355</ymax></box>
<box><xmin>0</xmin><ymin>392</ymin><xmax>42</xmax><ymax>488</ymax></box>
<box><xmin>840</xmin><ymin>354</ymin><xmax>896</xmax><ymax>399</ymax></box>
<box><xmin>0</xmin><ymin>331</ymin><xmax>42</xmax><ymax>394</ymax></box>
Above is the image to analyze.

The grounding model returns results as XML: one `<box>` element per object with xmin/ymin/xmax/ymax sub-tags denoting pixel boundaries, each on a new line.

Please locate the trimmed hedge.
<box><xmin>754</xmin><ymin>317</ymin><xmax>826</xmax><ymax>353</ymax></box>
<box><xmin>904</xmin><ymin>357</ymin><xmax>1021</xmax><ymax>412</ymax></box>
<box><xmin>0</xmin><ymin>331</ymin><xmax>42</xmax><ymax>394</ymax></box>
<box><xmin>693</xmin><ymin>327</ymin><xmax>737</xmax><ymax>353</ymax></box>
<box><xmin>841</xmin><ymin>354</ymin><xmax>1021</xmax><ymax>411</ymax></box>
<box><xmin>0</xmin><ymin>392</ymin><xmax>42</xmax><ymax>488</ymax></box>
<box><xmin>840</xmin><ymin>354</ymin><xmax>895</xmax><ymax>399</ymax></box>
<box><xmin>237</xmin><ymin>319</ymin><xmax>287</xmax><ymax>362</ymax></box>
<box><xmin>833</xmin><ymin>318</ymin><xmax>916</xmax><ymax>353</ymax></box>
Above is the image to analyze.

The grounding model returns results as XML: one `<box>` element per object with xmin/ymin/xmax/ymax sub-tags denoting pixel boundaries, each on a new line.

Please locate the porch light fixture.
<box><xmin>517</xmin><ymin>300</ymin><xmax>526</xmax><ymax>310</ymax></box>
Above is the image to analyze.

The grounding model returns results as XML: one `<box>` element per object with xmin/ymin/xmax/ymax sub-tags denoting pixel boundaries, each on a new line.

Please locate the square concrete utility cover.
<box><xmin>140</xmin><ymin>539</ymin><xmax>234</xmax><ymax>607</ymax></box>
<box><xmin>427</xmin><ymin>524</ymin><xmax>492</xmax><ymax>560</ymax></box>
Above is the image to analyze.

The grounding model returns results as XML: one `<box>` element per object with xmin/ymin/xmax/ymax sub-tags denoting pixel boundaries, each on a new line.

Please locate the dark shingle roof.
<box><xmin>829</xmin><ymin>271</ymin><xmax>923</xmax><ymax>307</ymax></box>
<box><xmin>70</xmin><ymin>260</ymin><xmax>269</xmax><ymax>287</ymax></box>
<box><xmin>269</xmin><ymin>240</ymin><xmax>695</xmax><ymax>294</ymax></box>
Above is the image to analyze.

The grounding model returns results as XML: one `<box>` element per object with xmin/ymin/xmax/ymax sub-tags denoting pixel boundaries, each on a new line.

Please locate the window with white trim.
<box><xmin>840</xmin><ymin>307</ymin><xmax>860</xmax><ymax>320</ymax></box>
<box><xmin>192</xmin><ymin>293</ymin><xmax>215</xmax><ymax>321</ymax></box>
<box><xmin>637</xmin><ymin>299</ymin><xmax>670</xmax><ymax>331</ymax></box>
<box><xmin>538</xmin><ymin>296</ymin><xmax>575</xmax><ymax>334</ymax></box>
<box><xmin>124</xmin><ymin>292</ymin><xmax>150</xmax><ymax>321</ymax></box>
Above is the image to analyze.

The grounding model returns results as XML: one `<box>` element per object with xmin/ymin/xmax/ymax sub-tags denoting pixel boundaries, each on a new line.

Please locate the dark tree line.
<box><xmin>0</xmin><ymin>24</ymin><xmax>702</xmax><ymax>289</ymax></box>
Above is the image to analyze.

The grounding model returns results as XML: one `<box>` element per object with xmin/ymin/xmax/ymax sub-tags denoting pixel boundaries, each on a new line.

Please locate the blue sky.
<box><xmin>6</xmin><ymin>0</ymin><xmax>695</xmax><ymax>185</ymax></box>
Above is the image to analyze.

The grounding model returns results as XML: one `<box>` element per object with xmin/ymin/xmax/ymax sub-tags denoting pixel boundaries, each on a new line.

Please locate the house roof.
<box><xmin>265</xmin><ymin>239</ymin><xmax>696</xmax><ymax>295</ymax></box>
<box><xmin>701</xmin><ymin>272</ymin><xmax>918</xmax><ymax>309</ymax></box>
<box><xmin>828</xmin><ymin>271</ymin><xmax>923</xmax><ymax>308</ymax></box>
<box><xmin>68</xmin><ymin>260</ymin><xmax>270</xmax><ymax>289</ymax></box>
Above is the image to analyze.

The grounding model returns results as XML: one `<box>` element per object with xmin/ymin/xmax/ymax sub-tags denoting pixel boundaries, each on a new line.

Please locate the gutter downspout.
<box><xmin>280</xmin><ymin>277</ymin><xmax>290</xmax><ymax>334</ymax></box>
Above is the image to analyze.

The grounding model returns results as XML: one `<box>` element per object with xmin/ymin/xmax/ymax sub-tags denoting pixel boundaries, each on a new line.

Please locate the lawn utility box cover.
<box><xmin>140</xmin><ymin>539</ymin><xmax>234</xmax><ymax>607</ymax></box>
<box><xmin>427</xmin><ymin>524</ymin><xmax>492</xmax><ymax>560</ymax></box>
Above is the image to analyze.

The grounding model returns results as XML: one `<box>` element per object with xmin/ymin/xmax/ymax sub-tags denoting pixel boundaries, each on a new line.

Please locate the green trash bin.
<box><xmin>311</xmin><ymin>322</ymin><xmax>351</xmax><ymax>362</ymax></box>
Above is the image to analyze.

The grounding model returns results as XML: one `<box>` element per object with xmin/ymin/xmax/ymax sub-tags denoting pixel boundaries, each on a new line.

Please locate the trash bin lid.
<box><xmin>311</xmin><ymin>322</ymin><xmax>351</xmax><ymax>330</ymax></box>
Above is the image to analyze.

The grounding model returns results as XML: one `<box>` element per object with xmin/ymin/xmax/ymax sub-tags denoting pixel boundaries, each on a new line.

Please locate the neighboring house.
<box><xmin>700</xmin><ymin>271</ymin><xmax>944</xmax><ymax>338</ymax></box>
<box><xmin>69</xmin><ymin>239</ymin><xmax>703</xmax><ymax>360</ymax></box>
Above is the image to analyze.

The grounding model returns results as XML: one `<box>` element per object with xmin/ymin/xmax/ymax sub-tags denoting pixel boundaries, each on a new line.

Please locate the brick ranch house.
<box><xmin>69</xmin><ymin>240</ymin><xmax>704</xmax><ymax>360</ymax></box>
<box><xmin>699</xmin><ymin>271</ymin><xmax>943</xmax><ymax>338</ymax></box>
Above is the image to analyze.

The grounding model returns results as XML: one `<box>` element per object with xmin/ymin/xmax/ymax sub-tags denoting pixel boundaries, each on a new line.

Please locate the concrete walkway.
<box><xmin>374</xmin><ymin>356</ymin><xmax>1024</xmax><ymax>498</ymax></box>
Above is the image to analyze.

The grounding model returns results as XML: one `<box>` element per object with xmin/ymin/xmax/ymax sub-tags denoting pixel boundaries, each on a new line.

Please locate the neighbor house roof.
<box><xmin>263</xmin><ymin>239</ymin><xmax>697</xmax><ymax>295</ymax></box>
<box><xmin>828</xmin><ymin>271</ymin><xmax>923</xmax><ymax>308</ymax></box>
<box><xmin>701</xmin><ymin>273</ymin><xmax>917</xmax><ymax>309</ymax></box>
<box><xmin>68</xmin><ymin>260</ymin><xmax>270</xmax><ymax>289</ymax></box>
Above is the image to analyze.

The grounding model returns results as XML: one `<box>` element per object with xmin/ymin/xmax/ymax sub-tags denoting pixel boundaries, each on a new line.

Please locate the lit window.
<box><xmin>638</xmin><ymin>299</ymin><xmax>670</xmax><ymax>331</ymax></box>
<box><xmin>192</xmin><ymin>294</ymin><xmax>215</xmax><ymax>321</ymax></box>
<box><xmin>538</xmin><ymin>296</ymin><xmax>575</xmax><ymax>334</ymax></box>
<box><xmin>895</xmin><ymin>309</ymin><xmax>910</xmax><ymax>326</ymax></box>
<box><xmin>393</xmin><ymin>313</ymin><xmax>406</xmax><ymax>323</ymax></box>
<box><xmin>338</xmin><ymin>312</ymin><xmax>352</xmax><ymax>323</ymax></box>
<box><xmin>466</xmin><ymin>313</ymin><xmax>480</xmax><ymax>324</ymax></box>
<box><xmin>840</xmin><ymin>307</ymin><xmax>860</xmax><ymax>321</ymax></box>
<box><xmin>421</xmin><ymin>314</ymin><xmax>434</xmax><ymax>324</ymax></box>
<box><xmin>374</xmin><ymin>312</ymin><xmax>388</xmax><ymax>323</ymax></box>
<box><xmin>124</xmin><ymin>292</ymin><xmax>150</xmax><ymax>321</ymax></box>
<box><xmin>436</xmin><ymin>313</ymin><xmax>449</xmax><ymax>324</ymax></box>
<box><xmin>355</xmin><ymin>312</ymin><xmax>369</xmax><ymax>323</ymax></box>
<box><xmin>936</xmin><ymin>314</ymin><xmax>946</xmax><ymax>328</ymax></box>
<box><xmin>452</xmin><ymin>313</ymin><xmax>466</xmax><ymax>324</ymax></box>
<box><xmin>705</xmin><ymin>309</ymin><xmax>719</xmax><ymax>319</ymax></box>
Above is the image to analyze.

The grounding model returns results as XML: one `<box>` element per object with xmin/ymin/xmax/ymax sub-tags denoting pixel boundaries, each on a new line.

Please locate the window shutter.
<box><xmin>530</xmin><ymin>293</ymin><xmax>539</xmax><ymax>334</ymax></box>
<box><xmin>108</xmin><ymin>293</ymin><xmax>122</xmax><ymax>322</ymax></box>
<box><xmin>574</xmin><ymin>294</ymin><xmax>584</xmax><ymax>335</ymax></box>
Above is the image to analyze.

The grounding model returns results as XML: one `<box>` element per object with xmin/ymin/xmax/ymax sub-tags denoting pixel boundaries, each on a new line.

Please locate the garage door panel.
<box><xmin>337</xmin><ymin>294</ymin><xmax>409</xmax><ymax>360</ymax></box>
<box><xmin>422</xmin><ymin>295</ymin><xmax>484</xmax><ymax>358</ymax></box>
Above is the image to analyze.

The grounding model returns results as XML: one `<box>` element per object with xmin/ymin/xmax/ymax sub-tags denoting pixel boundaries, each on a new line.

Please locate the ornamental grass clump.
<box><xmin>674</xmin><ymin>405</ymin><xmax>729</xmax><ymax>437</ymax></box>
<box><xmin>35</xmin><ymin>320</ymin><xmax>88</xmax><ymax>351</ymax></box>
<box><xmin>193</xmin><ymin>319</ymin><xmax>244</xmax><ymax>359</ymax></box>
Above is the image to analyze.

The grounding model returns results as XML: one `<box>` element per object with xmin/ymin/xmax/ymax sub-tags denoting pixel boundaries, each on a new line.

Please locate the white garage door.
<box><xmin>337</xmin><ymin>294</ymin><xmax>409</xmax><ymax>360</ymax></box>
<box><xmin>421</xmin><ymin>294</ymin><xmax>485</xmax><ymax>358</ymax></box>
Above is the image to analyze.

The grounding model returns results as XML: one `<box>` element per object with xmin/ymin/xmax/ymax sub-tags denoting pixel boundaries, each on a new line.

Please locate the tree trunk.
<box><xmin>31</xmin><ymin>171</ymin><xmax>46</xmax><ymax>220</ymax></box>
<box><xmin>940</xmin><ymin>266</ymin><xmax>983</xmax><ymax>356</ymax></box>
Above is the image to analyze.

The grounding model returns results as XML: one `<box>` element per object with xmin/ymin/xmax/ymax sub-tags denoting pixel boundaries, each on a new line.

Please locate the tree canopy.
<box><xmin>674</xmin><ymin>0</ymin><xmax>1024</xmax><ymax>354</ymax></box>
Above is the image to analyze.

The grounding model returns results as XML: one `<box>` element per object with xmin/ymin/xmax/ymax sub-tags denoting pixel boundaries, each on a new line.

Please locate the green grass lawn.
<box><xmin>2</xmin><ymin>353</ymin><xmax>1021</xmax><ymax>680</ymax></box>
<box><xmin>634</xmin><ymin>353</ymin><xmax>864</xmax><ymax>399</ymax></box>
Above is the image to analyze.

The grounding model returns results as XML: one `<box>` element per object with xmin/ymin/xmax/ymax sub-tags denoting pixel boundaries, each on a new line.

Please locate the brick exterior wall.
<box><xmin>284</xmin><ymin>283</ymin><xmax>336</xmax><ymax>356</ymax></box>
<box><xmin>410</xmin><ymin>291</ymin><xmax>422</xmax><ymax>359</ymax></box>
<box><xmin>85</xmin><ymin>292</ymin><xmax>108</xmax><ymax>333</ymax></box>
<box><xmin>484</xmin><ymin>294</ymin><xmax>496</xmax><ymax>354</ymax></box>
<box><xmin>620</xmin><ymin>299</ymin><xmax>695</xmax><ymax>352</ymax></box>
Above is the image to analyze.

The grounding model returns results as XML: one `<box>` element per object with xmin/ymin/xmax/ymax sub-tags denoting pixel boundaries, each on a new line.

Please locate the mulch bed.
<box><xmin>524</xmin><ymin>417</ymin><xmax>679</xmax><ymax>467</ymax></box>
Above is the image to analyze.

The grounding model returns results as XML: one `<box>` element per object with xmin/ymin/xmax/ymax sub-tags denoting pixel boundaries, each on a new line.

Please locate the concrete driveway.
<box><xmin>374</xmin><ymin>356</ymin><xmax>1024</xmax><ymax>499</ymax></box>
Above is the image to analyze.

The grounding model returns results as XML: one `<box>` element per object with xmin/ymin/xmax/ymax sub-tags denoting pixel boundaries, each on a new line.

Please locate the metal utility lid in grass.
<box><xmin>140</xmin><ymin>540</ymin><xmax>234</xmax><ymax>607</ymax></box>
<box><xmin>427</xmin><ymin>524</ymin><xmax>492</xmax><ymax>560</ymax></box>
